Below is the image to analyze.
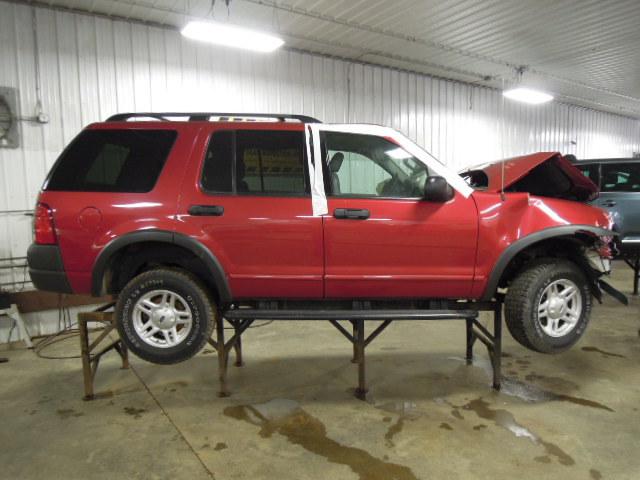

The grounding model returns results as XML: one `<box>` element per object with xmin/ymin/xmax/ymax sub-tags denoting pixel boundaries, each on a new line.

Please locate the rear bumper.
<box><xmin>27</xmin><ymin>244</ymin><xmax>73</xmax><ymax>294</ymax></box>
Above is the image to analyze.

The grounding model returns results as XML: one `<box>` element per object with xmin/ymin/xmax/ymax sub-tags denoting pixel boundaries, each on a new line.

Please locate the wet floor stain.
<box><xmin>582</xmin><ymin>346</ymin><xmax>626</xmax><ymax>358</ymax></box>
<box><xmin>384</xmin><ymin>418</ymin><xmax>405</xmax><ymax>447</ymax></box>
<box><xmin>214</xmin><ymin>442</ymin><xmax>228</xmax><ymax>451</ymax></box>
<box><xmin>460</xmin><ymin>398</ymin><xmax>575</xmax><ymax>466</ymax></box>
<box><xmin>56</xmin><ymin>408</ymin><xmax>83</xmax><ymax>419</ymax></box>
<box><xmin>534</xmin><ymin>455</ymin><xmax>551</xmax><ymax>464</ymax></box>
<box><xmin>124</xmin><ymin>407</ymin><xmax>146</xmax><ymax>419</ymax></box>
<box><xmin>501</xmin><ymin>377</ymin><xmax>613</xmax><ymax>412</ymax></box>
<box><xmin>224</xmin><ymin>399</ymin><xmax>418</xmax><ymax>480</ymax></box>
<box><xmin>164</xmin><ymin>381</ymin><xmax>189</xmax><ymax>393</ymax></box>
<box><xmin>523</xmin><ymin>373</ymin><xmax>579</xmax><ymax>391</ymax></box>
<box><xmin>472</xmin><ymin>424</ymin><xmax>487</xmax><ymax>431</ymax></box>
<box><xmin>439</xmin><ymin>422</ymin><xmax>453</xmax><ymax>431</ymax></box>
<box><xmin>589</xmin><ymin>468</ymin><xmax>603</xmax><ymax>479</ymax></box>
<box><xmin>451</xmin><ymin>409</ymin><xmax>464</xmax><ymax>420</ymax></box>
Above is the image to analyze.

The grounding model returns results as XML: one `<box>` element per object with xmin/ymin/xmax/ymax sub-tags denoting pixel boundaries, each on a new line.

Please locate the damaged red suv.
<box><xmin>27</xmin><ymin>113</ymin><xmax>623</xmax><ymax>364</ymax></box>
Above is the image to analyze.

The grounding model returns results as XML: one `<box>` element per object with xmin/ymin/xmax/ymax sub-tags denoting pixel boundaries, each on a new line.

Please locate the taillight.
<box><xmin>34</xmin><ymin>202</ymin><xmax>57</xmax><ymax>245</ymax></box>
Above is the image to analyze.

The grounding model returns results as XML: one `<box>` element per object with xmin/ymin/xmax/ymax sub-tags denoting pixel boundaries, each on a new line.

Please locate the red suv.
<box><xmin>27</xmin><ymin>112</ymin><xmax>621</xmax><ymax>364</ymax></box>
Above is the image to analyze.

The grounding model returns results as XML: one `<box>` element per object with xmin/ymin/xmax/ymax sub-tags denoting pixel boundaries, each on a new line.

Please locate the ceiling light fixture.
<box><xmin>181</xmin><ymin>20</ymin><xmax>284</xmax><ymax>53</ymax></box>
<box><xmin>503</xmin><ymin>87</ymin><xmax>553</xmax><ymax>105</ymax></box>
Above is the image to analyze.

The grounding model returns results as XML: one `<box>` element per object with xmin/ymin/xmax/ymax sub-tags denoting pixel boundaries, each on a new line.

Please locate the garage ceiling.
<box><xmin>24</xmin><ymin>0</ymin><xmax>640</xmax><ymax>118</ymax></box>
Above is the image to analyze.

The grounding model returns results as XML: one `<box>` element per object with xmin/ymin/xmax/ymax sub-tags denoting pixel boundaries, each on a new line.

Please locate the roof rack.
<box><xmin>106</xmin><ymin>112</ymin><xmax>322</xmax><ymax>123</ymax></box>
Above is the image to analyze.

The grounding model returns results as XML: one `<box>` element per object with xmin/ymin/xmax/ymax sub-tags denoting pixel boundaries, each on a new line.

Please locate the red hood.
<box><xmin>461</xmin><ymin>152</ymin><xmax>599</xmax><ymax>202</ymax></box>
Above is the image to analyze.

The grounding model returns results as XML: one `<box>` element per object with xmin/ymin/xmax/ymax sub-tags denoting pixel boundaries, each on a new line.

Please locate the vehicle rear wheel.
<box><xmin>504</xmin><ymin>259</ymin><xmax>591</xmax><ymax>353</ymax></box>
<box><xmin>115</xmin><ymin>268</ymin><xmax>216</xmax><ymax>364</ymax></box>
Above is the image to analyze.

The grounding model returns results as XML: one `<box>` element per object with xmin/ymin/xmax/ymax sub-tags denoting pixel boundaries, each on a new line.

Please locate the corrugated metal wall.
<box><xmin>1</xmin><ymin>0</ymin><xmax>639</xmax><ymax>293</ymax></box>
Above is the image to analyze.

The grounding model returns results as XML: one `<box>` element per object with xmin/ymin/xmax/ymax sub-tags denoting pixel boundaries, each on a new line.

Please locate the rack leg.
<box><xmin>465</xmin><ymin>318</ymin><xmax>475</xmax><ymax>364</ymax></box>
<box><xmin>634</xmin><ymin>255</ymin><xmax>639</xmax><ymax>296</ymax></box>
<box><xmin>216</xmin><ymin>315</ymin><xmax>230</xmax><ymax>397</ymax></box>
<box><xmin>351</xmin><ymin>320</ymin><xmax>359</xmax><ymax>363</ymax></box>
<box><xmin>233</xmin><ymin>328</ymin><xmax>244</xmax><ymax>367</ymax></box>
<box><xmin>114</xmin><ymin>342</ymin><xmax>129</xmax><ymax>370</ymax></box>
<box><xmin>354</xmin><ymin>319</ymin><xmax>367</xmax><ymax>400</ymax></box>
<box><xmin>78</xmin><ymin>317</ymin><xmax>94</xmax><ymax>400</ymax></box>
<box><xmin>492</xmin><ymin>305</ymin><xmax>502</xmax><ymax>390</ymax></box>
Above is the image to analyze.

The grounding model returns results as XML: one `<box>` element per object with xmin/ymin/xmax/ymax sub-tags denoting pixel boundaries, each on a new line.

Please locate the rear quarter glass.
<box><xmin>44</xmin><ymin>129</ymin><xmax>177</xmax><ymax>193</ymax></box>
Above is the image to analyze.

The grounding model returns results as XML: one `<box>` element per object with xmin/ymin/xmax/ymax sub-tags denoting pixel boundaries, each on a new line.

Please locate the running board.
<box><xmin>222</xmin><ymin>309</ymin><xmax>478</xmax><ymax>321</ymax></box>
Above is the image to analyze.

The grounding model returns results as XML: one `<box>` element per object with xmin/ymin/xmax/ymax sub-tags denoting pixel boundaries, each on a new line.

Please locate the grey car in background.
<box><xmin>573</xmin><ymin>157</ymin><xmax>640</xmax><ymax>293</ymax></box>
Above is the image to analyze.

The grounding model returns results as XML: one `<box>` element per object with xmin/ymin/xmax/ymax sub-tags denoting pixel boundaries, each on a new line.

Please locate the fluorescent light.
<box><xmin>386</xmin><ymin>147</ymin><xmax>413</xmax><ymax>159</ymax></box>
<box><xmin>503</xmin><ymin>87</ymin><xmax>553</xmax><ymax>105</ymax></box>
<box><xmin>181</xmin><ymin>20</ymin><xmax>284</xmax><ymax>53</ymax></box>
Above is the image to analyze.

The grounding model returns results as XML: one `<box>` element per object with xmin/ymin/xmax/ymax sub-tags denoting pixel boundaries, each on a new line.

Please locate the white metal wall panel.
<box><xmin>0</xmin><ymin>0</ymin><xmax>639</xmax><ymax>294</ymax></box>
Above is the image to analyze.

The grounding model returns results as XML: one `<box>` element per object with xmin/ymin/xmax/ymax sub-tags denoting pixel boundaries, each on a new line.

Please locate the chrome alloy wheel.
<box><xmin>132</xmin><ymin>290</ymin><xmax>193</xmax><ymax>348</ymax></box>
<box><xmin>537</xmin><ymin>279</ymin><xmax>582</xmax><ymax>337</ymax></box>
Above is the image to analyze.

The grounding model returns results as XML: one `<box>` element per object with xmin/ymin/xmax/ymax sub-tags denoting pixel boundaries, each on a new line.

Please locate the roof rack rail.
<box><xmin>106</xmin><ymin>112</ymin><xmax>322</xmax><ymax>123</ymax></box>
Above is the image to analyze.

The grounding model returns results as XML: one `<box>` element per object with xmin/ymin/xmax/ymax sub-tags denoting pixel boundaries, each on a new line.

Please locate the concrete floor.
<box><xmin>1</xmin><ymin>264</ymin><xmax>639</xmax><ymax>480</ymax></box>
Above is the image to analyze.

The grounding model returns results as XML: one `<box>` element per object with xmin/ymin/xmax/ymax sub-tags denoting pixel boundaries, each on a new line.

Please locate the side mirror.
<box><xmin>424</xmin><ymin>176</ymin><xmax>454</xmax><ymax>202</ymax></box>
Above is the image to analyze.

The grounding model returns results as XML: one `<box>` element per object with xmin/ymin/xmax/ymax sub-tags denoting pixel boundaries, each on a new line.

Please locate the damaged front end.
<box><xmin>461</xmin><ymin>152</ymin><xmax>599</xmax><ymax>202</ymax></box>
<box><xmin>582</xmin><ymin>234</ymin><xmax>628</xmax><ymax>305</ymax></box>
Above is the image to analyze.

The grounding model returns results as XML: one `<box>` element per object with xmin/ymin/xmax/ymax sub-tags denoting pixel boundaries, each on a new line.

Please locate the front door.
<box><xmin>318</xmin><ymin>129</ymin><xmax>478</xmax><ymax>299</ymax></box>
<box><xmin>179</xmin><ymin>124</ymin><xmax>323</xmax><ymax>299</ymax></box>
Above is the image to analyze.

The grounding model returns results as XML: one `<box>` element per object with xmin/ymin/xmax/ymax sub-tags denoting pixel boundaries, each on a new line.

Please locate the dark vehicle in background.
<box><xmin>573</xmin><ymin>158</ymin><xmax>640</xmax><ymax>252</ymax></box>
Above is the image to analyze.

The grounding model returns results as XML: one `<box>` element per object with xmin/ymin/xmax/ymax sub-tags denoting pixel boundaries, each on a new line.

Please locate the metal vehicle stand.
<box><xmin>213</xmin><ymin>303</ymin><xmax>503</xmax><ymax>399</ymax></box>
<box><xmin>78</xmin><ymin>303</ymin><xmax>504</xmax><ymax>400</ymax></box>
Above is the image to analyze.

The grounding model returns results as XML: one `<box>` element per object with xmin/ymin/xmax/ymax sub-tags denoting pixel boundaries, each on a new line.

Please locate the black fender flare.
<box><xmin>480</xmin><ymin>224</ymin><xmax>616</xmax><ymax>301</ymax></box>
<box><xmin>91</xmin><ymin>230</ymin><xmax>232</xmax><ymax>303</ymax></box>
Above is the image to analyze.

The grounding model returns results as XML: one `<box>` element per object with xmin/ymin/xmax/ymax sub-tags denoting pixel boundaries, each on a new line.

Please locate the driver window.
<box><xmin>322</xmin><ymin>132</ymin><xmax>430</xmax><ymax>198</ymax></box>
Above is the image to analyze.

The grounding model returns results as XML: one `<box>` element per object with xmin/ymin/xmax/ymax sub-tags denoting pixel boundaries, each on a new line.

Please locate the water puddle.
<box><xmin>449</xmin><ymin>355</ymin><xmax>614</xmax><ymax>412</ymax></box>
<box><xmin>501</xmin><ymin>377</ymin><xmax>613</xmax><ymax>412</ymax></box>
<box><xmin>375</xmin><ymin>401</ymin><xmax>421</xmax><ymax>448</ymax></box>
<box><xmin>581</xmin><ymin>346</ymin><xmax>626</xmax><ymax>358</ymax></box>
<box><xmin>459</xmin><ymin>398</ymin><xmax>575</xmax><ymax>466</ymax></box>
<box><xmin>224</xmin><ymin>399</ymin><xmax>418</xmax><ymax>480</ymax></box>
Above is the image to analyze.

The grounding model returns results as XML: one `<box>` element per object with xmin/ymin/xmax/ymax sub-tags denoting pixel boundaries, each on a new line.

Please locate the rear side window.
<box><xmin>575</xmin><ymin>163</ymin><xmax>600</xmax><ymax>187</ymax></box>
<box><xmin>201</xmin><ymin>130</ymin><xmax>307</xmax><ymax>196</ymax></box>
<box><xmin>46</xmin><ymin>129</ymin><xmax>177</xmax><ymax>192</ymax></box>
<box><xmin>601</xmin><ymin>163</ymin><xmax>640</xmax><ymax>192</ymax></box>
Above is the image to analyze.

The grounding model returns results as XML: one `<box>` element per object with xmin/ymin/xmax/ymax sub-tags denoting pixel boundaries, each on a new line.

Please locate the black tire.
<box><xmin>504</xmin><ymin>259</ymin><xmax>591</xmax><ymax>354</ymax></box>
<box><xmin>115</xmin><ymin>268</ymin><xmax>216</xmax><ymax>364</ymax></box>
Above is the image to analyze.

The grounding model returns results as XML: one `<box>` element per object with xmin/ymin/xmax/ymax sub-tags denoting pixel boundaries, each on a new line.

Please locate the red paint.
<box><xmin>33</xmin><ymin>121</ymin><xmax>612</xmax><ymax>301</ymax></box>
<box><xmin>478</xmin><ymin>152</ymin><xmax>599</xmax><ymax>199</ymax></box>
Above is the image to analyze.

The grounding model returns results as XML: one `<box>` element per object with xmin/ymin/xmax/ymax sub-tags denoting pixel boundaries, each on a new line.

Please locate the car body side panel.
<box><xmin>38</xmin><ymin>122</ymin><xmax>200</xmax><ymax>295</ymax></box>
<box><xmin>323</xmin><ymin>191</ymin><xmax>479</xmax><ymax>299</ymax></box>
<box><xmin>176</xmin><ymin>123</ymin><xmax>324</xmax><ymax>300</ymax></box>
<box><xmin>470</xmin><ymin>191</ymin><xmax>612</xmax><ymax>298</ymax></box>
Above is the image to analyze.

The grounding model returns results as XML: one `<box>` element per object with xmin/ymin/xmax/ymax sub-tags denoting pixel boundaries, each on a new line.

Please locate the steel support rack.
<box><xmin>212</xmin><ymin>304</ymin><xmax>503</xmax><ymax>399</ymax></box>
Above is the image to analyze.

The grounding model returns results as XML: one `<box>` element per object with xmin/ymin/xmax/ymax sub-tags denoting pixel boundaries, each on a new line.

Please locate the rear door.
<box><xmin>317</xmin><ymin>128</ymin><xmax>479</xmax><ymax>299</ymax></box>
<box><xmin>178</xmin><ymin>123</ymin><xmax>324</xmax><ymax>299</ymax></box>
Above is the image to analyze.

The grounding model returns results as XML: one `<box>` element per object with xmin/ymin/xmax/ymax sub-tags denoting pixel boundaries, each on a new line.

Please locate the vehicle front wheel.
<box><xmin>115</xmin><ymin>268</ymin><xmax>216</xmax><ymax>364</ymax></box>
<box><xmin>504</xmin><ymin>259</ymin><xmax>592</xmax><ymax>353</ymax></box>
